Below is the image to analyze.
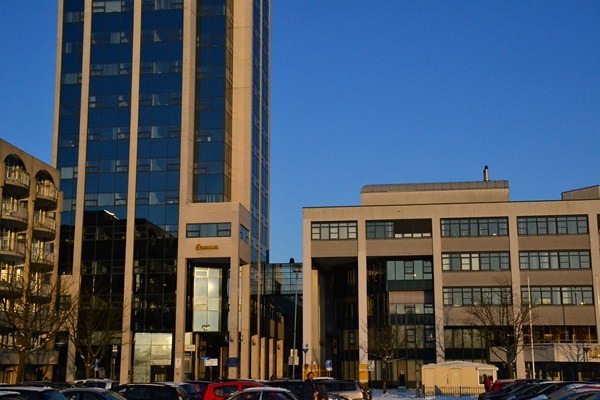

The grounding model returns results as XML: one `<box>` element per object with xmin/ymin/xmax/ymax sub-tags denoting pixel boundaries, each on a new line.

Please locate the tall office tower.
<box><xmin>53</xmin><ymin>0</ymin><xmax>270</xmax><ymax>382</ymax></box>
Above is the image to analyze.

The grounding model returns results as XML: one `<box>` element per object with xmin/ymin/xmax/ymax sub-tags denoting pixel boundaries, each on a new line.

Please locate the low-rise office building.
<box><xmin>302</xmin><ymin>177</ymin><xmax>600</xmax><ymax>385</ymax></box>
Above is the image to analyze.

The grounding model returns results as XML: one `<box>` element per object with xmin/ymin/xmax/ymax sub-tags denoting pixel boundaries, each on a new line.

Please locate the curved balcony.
<box><xmin>0</xmin><ymin>274</ymin><xmax>23</xmax><ymax>298</ymax></box>
<box><xmin>29</xmin><ymin>282</ymin><xmax>52</xmax><ymax>303</ymax></box>
<box><xmin>33</xmin><ymin>213</ymin><xmax>56</xmax><ymax>239</ymax></box>
<box><xmin>1</xmin><ymin>201</ymin><xmax>28</xmax><ymax>229</ymax></box>
<box><xmin>3</xmin><ymin>167</ymin><xmax>30</xmax><ymax>197</ymax></box>
<box><xmin>35</xmin><ymin>182</ymin><xmax>58</xmax><ymax>210</ymax></box>
<box><xmin>30</xmin><ymin>250</ymin><xmax>55</xmax><ymax>272</ymax></box>
<box><xmin>0</xmin><ymin>237</ymin><xmax>25</xmax><ymax>262</ymax></box>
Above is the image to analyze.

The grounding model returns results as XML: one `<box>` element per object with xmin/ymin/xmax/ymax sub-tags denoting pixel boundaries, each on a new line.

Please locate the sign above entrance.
<box><xmin>196</xmin><ymin>244</ymin><xmax>219</xmax><ymax>251</ymax></box>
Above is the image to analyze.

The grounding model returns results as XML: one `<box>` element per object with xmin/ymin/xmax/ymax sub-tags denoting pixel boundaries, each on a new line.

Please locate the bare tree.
<box><xmin>463</xmin><ymin>277</ymin><xmax>538</xmax><ymax>378</ymax></box>
<box><xmin>66</xmin><ymin>294</ymin><xmax>123</xmax><ymax>378</ymax></box>
<box><xmin>0</xmin><ymin>266</ymin><xmax>76</xmax><ymax>382</ymax></box>
<box><xmin>360</xmin><ymin>314</ymin><xmax>406</xmax><ymax>393</ymax></box>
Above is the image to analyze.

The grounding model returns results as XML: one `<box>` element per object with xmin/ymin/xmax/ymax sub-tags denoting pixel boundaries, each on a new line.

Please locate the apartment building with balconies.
<box><xmin>0</xmin><ymin>139</ymin><xmax>62</xmax><ymax>382</ymax></box>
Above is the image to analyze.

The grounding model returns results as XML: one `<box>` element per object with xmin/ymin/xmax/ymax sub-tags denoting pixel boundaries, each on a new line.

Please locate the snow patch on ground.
<box><xmin>371</xmin><ymin>388</ymin><xmax>477</xmax><ymax>400</ymax></box>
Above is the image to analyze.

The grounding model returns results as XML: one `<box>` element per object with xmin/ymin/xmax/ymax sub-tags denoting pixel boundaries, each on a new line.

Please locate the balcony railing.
<box><xmin>30</xmin><ymin>283</ymin><xmax>52</xmax><ymax>298</ymax></box>
<box><xmin>4</xmin><ymin>167</ymin><xmax>30</xmax><ymax>187</ymax></box>
<box><xmin>0</xmin><ymin>274</ymin><xmax>23</xmax><ymax>292</ymax></box>
<box><xmin>1</xmin><ymin>201</ymin><xmax>28</xmax><ymax>222</ymax></box>
<box><xmin>33</xmin><ymin>213</ymin><xmax>56</xmax><ymax>232</ymax></box>
<box><xmin>30</xmin><ymin>250</ymin><xmax>55</xmax><ymax>266</ymax></box>
<box><xmin>0</xmin><ymin>237</ymin><xmax>25</xmax><ymax>256</ymax></box>
<box><xmin>36</xmin><ymin>182</ymin><xmax>58</xmax><ymax>201</ymax></box>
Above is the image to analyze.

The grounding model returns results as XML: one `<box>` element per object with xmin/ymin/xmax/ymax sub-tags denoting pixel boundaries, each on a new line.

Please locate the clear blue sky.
<box><xmin>1</xmin><ymin>2</ymin><xmax>598</xmax><ymax>262</ymax></box>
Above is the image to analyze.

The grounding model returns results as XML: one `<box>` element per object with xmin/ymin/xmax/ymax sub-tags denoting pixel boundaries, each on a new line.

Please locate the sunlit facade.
<box><xmin>303</xmin><ymin>180</ymin><xmax>600</xmax><ymax>385</ymax></box>
<box><xmin>0</xmin><ymin>140</ymin><xmax>62</xmax><ymax>382</ymax></box>
<box><xmin>53</xmin><ymin>0</ymin><xmax>271</xmax><ymax>382</ymax></box>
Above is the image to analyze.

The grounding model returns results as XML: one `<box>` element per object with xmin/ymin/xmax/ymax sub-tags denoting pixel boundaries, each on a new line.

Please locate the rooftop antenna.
<box><xmin>483</xmin><ymin>165</ymin><xmax>490</xmax><ymax>182</ymax></box>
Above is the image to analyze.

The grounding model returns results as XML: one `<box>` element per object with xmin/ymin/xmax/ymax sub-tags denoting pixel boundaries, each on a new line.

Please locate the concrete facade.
<box><xmin>303</xmin><ymin>180</ymin><xmax>600</xmax><ymax>384</ymax></box>
<box><xmin>0</xmin><ymin>139</ymin><xmax>62</xmax><ymax>382</ymax></box>
<box><xmin>53</xmin><ymin>0</ymin><xmax>275</xmax><ymax>382</ymax></box>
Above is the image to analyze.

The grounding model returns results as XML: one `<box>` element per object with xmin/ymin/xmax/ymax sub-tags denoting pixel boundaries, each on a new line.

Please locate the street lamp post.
<box><xmin>302</xmin><ymin>344</ymin><xmax>309</xmax><ymax>375</ymax></box>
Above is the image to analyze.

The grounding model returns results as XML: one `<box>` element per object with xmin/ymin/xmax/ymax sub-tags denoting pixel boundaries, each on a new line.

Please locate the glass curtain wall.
<box><xmin>57</xmin><ymin>0</ymin><xmax>84</xmax><ymax>276</ymax></box>
<box><xmin>131</xmin><ymin>2</ymin><xmax>183</xmax><ymax>382</ymax></box>
<box><xmin>78</xmin><ymin>0</ymin><xmax>134</xmax><ymax>378</ymax></box>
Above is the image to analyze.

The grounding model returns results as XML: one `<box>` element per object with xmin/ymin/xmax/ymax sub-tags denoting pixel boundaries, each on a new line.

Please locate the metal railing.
<box><xmin>423</xmin><ymin>386</ymin><xmax>484</xmax><ymax>398</ymax></box>
<box><xmin>30</xmin><ymin>250</ymin><xmax>55</xmax><ymax>265</ymax></box>
<box><xmin>4</xmin><ymin>167</ymin><xmax>30</xmax><ymax>187</ymax></box>
<box><xmin>33</xmin><ymin>213</ymin><xmax>56</xmax><ymax>231</ymax></box>
<box><xmin>0</xmin><ymin>237</ymin><xmax>25</xmax><ymax>256</ymax></box>
<box><xmin>1</xmin><ymin>201</ymin><xmax>28</xmax><ymax>222</ymax></box>
<box><xmin>30</xmin><ymin>282</ymin><xmax>52</xmax><ymax>298</ymax></box>
<box><xmin>36</xmin><ymin>182</ymin><xmax>58</xmax><ymax>201</ymax></box>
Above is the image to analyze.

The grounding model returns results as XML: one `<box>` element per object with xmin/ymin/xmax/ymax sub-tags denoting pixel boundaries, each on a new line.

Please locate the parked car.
<box><xmin>546</xmin><ymin>385</ymin><xmax>600</xmax><ymax>400</ymax></box>
<box><xmin>512</xmin><ymin>382</ymin><xmax>581</xmax><ymax>400</ymax></box>
<box><xmin>267</xmin><ymin>380</ymin><xmax>307</xmax><ymax>399</ymax></box>
<box><xmin>226</xmin><ymin>387</ymin><xmax>297</xmax><ymax>400</ymax></box>
<box><xmin>202</xmin><ymin>381</ymin><xmax>263</xmax><ymax>400</ymax></box>
<box><xmin>73</xmin><ymin>381</ymin><xmax>118</xmax><ymax>391</ymax></box>
<box><xmin>21</xmin><ymin>384</ymin><xmax>72</xmax><ymax>391</ymax></box>
<box><xmin>0</xmin><ymin>386</ymin><xmax>67</xmax><ymax>400</ymax></box>
<box><xmin>162</xmin><ymin>383</ymin><xmax>201</xmax><ymax>400</ymax></box>
<box><xmin>479</xmin><ymin>380</ymin><xmax>546</xmax><ymax>400</ymax></box>
<box><xmin>490</xmin><ymin>379</ymin><xmax>516</xmax><ymax>392</ymax></box>
<box><xmin>61</xmin><ymin>387</ymin><xmax>127</xmax><ymax>400</ymax></box>
<box><xmin>0</xmin><ymin>392</ymin><xmax>25</xmax><ymax>400</ymax></box>
<box><xmin>313</xmin><ymin>380</ymin><xmax>369</xmax><ymax>400</ymax></box>
<box><xmin>111</xmin><ymin>383</ymin><xmax>189</xmax><ymax>400</ymax></box>
<box><xmin>184</xmin><ymin>381</ymin><xmax>211</xmax><ymax>400</ymax></box>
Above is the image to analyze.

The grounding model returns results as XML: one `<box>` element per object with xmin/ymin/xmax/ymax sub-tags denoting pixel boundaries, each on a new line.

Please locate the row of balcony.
<box><xmin>1</xmin><ymin>202</ymin><xmax>56</xmax><ymax>236</ymax></box>
<box><xmin>0</xmin><ymin>277</ymin><xmax>52</xmax><ymax>302</ymax></box>
<box><xmin>3</xmin><ymin>167</ymin><xmax>58</xmax><ymax>208</ymax></box>
<box><xmin>0</xmin><ymin>238</ymin><xmax>54</xmax><ymax>270</ymax></box>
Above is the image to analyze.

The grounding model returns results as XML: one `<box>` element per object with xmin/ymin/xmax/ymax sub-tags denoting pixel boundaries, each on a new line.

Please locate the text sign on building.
<box><xmin>196</xmin><ymin>244</ymin><xmax>219</xmax><ymax>251</ymax></box>
<box><xmin>184</xmin><ymin>344</ymin><xmax>196</xmax><ymax>352</ymax></box>
<box><xmin>204</xmin><ymin>358</ymin><xmax>219</xmax><ymax>367</ymax></box>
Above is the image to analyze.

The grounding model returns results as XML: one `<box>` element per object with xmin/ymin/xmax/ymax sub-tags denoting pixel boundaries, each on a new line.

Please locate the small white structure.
<box><xmin>422</xmin><ymin>361</ymin><xmax>498</xmax><ymax>396</ymax></box>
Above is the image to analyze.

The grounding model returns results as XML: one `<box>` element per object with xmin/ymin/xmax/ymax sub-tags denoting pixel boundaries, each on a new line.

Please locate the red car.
<box><xmin>202</xmin><ymin>381</ymin><xmax>263</xmax><ymax>400</ymax></box>
<box><xmin>490</xmin><ymin>379</ymin><xmax>515</xmax><ymax>392</ymax></box>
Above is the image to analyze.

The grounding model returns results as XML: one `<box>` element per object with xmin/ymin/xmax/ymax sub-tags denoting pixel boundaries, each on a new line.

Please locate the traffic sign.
<box><xmin>325</xmin><ymin>360</ymin><xmax>333</xmax><ymax>371</ymax></box>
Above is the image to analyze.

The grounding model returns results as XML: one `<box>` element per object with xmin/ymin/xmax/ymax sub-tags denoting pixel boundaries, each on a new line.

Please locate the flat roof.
<box><xmin>361</xmin><ymin>180</ymin><xmax>509</xmax><ymax>194</ymax></box>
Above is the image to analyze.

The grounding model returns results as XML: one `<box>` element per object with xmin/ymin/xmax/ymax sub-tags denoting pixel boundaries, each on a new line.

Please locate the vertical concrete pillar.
<box><xmin>174</xmin><ymin>0</ymin><xmax>197</xmax><ymax>382</ymax></box>
<box><xmin>588</xmin><ymin>213</ymin><xmax>600</xmax><ymax>357</ymax></box>
<box><xmin>240</xmin><ymin>263</ymin><xmax>251</xmax><ymax>378</ymax></box>
<box><xmin>228</xmin><ymin>254</ymin><xmax>240</xmax><ymax>379</ymax></box>
<box><xmin>357</xmin><ymin>218</ymin><xmax>369</xmax><ymax>384</ymax></box>
<box><xmin>276</xmin><ymin>339</ymin><xmax>284</xmax><ymax>378</ymax></box>
<box><xmin>508</xmin><ymin>215</ymin><xmax>526</xmax><ymax>378</ymax></box>
<box><xmin>431</xmin><ymin>215</ymin><xmax>445</xmax><ymax>363</ymax></box>
<box><xmin>268</xmin><ymin>338</ymin><xmax>275</xmax><ymax>379</ymax></box>
<box><xmin>302</xmin><ymin>217</ymin><xmax>314</xmax><ymax>374</ymax></box>
<box><xmin>251</xmin><ymin>334</ymin><xmax>259</xmax><ymax>379</ymax></box>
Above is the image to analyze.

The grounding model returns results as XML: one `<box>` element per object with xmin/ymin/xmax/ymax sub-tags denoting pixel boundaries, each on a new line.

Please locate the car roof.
<box><xmin>2</xmin><ymin>387</ymin><xmax>55</xmax><ymax>392</ymax></box>
<box><xmin>239</xmin><ymin>388</ymin><xmax>290</xmax><ymax>393</ymax></box>
<box><xmin>63</xmin><ymin>388</ymin><xmax>109</xmax><ymax>393</ymax></box>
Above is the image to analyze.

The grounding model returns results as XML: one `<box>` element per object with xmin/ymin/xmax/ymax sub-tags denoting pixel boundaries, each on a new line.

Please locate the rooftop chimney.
<box><xmin>483</xmin><ymin>165</ymin><xmax>490</xmax><ymax>182</ymax></box>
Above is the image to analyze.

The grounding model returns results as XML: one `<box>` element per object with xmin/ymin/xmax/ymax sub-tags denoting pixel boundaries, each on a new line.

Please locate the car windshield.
<box><xmin>323</xmin><ymin>383</ymin><xmax>356</xmax><ymax>392</ymax></box>
<box><xmin>42</xmin><ymin>392</ymin><xmax>67</xmax><ymax>400</ymax></box>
